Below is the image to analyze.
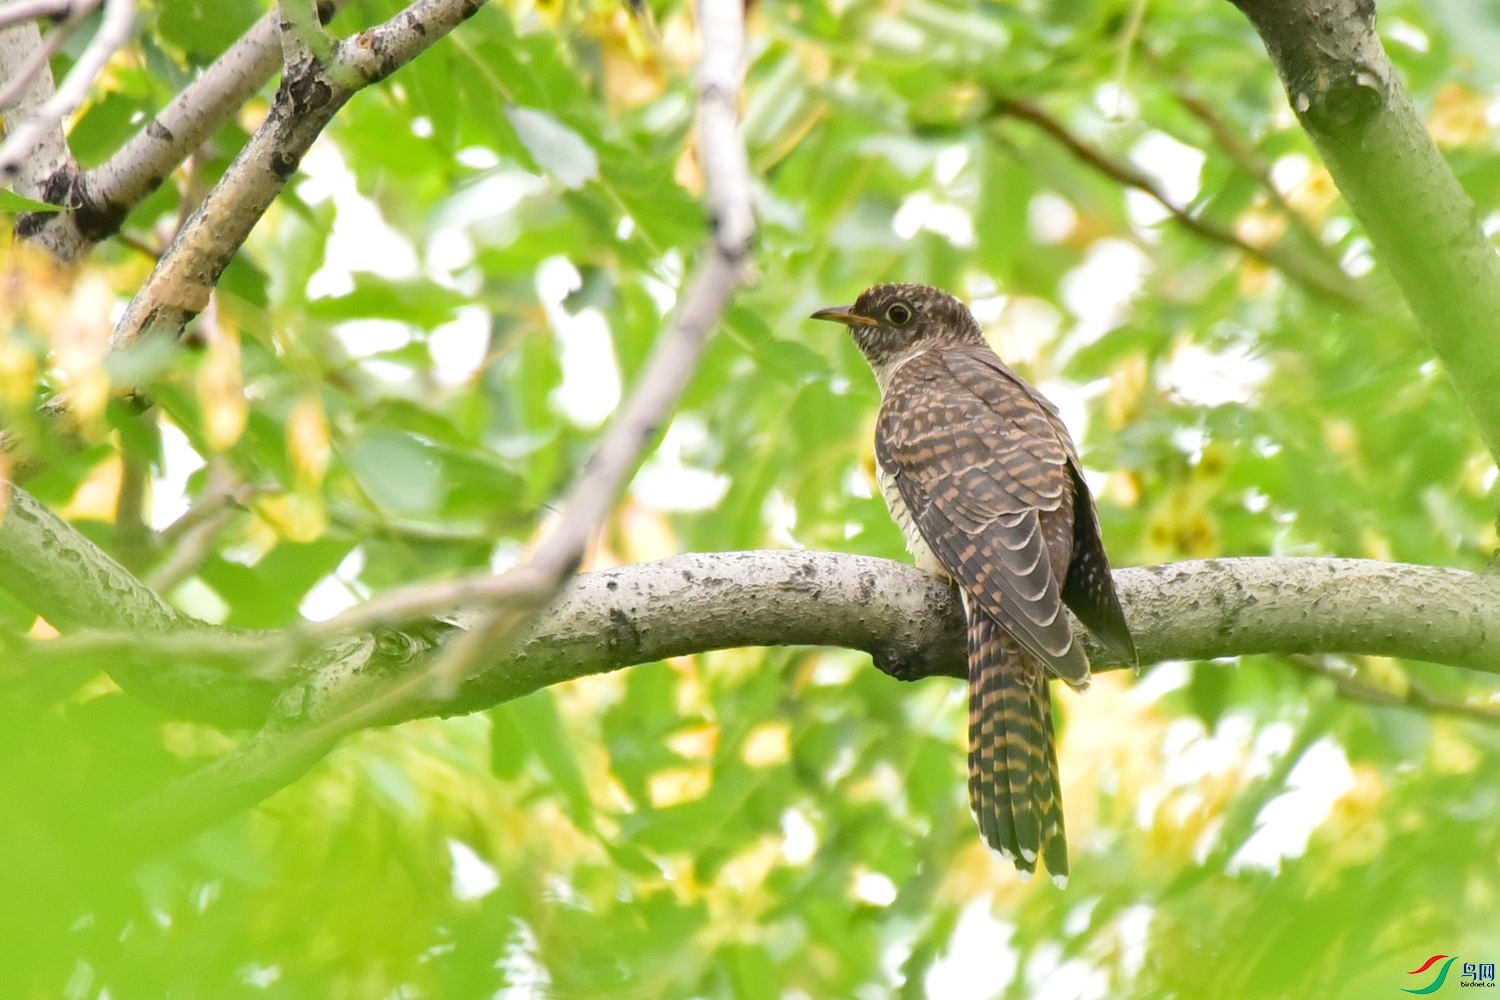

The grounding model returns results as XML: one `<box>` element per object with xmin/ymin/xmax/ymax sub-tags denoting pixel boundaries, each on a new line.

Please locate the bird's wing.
<box><xmin>876</xmin><ymin>347</ymin><xmax>1088</xmax><ymax>685</ymax></box>
<box><xmin>1061</xmin><ymin>465</ymin><xmax>1137</xmax><ymax>667</ymax></box>
<box><xmin>926</xmin><ymin>345</ymin><xmax>1137</xmax><ymax>669</ymax></box>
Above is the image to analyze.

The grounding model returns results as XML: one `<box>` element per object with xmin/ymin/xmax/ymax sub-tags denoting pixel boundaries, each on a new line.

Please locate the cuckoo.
<box><xmin>812</xmin><ymin>282</ymin><xmax>1136</xmax><ymax>886</ymax></box>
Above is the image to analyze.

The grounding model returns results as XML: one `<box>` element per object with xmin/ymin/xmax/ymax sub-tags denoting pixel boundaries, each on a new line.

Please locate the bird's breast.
<box><xmin>876</xmin><ymin>458</ymin><xmax>949</xmax><ymax>580</ymax></box>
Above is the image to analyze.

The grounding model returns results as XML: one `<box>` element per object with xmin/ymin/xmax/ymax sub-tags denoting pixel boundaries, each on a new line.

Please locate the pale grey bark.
<box><xmin>0</xmin><ymin>0</ymin><xmax>132</xmax><ymax>180</ymax></box>
<box><xmin>0</xmin><ymin>13</ymin><xmax>77</xmax><ymax>257</ymax></box>
<box><xmin>109</xmin><ymin>0</ymin><xmax>486</xmax><ymax>350</ymax></box>
<box><xmin>18</xmin><ymin>3</ymin><xmax>351</xmax><ymax>260</ymax></box>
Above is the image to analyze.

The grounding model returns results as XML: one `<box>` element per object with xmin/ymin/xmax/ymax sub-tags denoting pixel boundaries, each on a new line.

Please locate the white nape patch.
<box><xmin>893</xmin><ymin>191</ymin><xmax>976</xmax><ymax>248</ymax></box>
<box><xmin>151</xmin><ymin>418</ymin><xmax>206</xmax><ymax>529</ymax></box>
<box><xmin>298</xmin><ymin>144</ymin><xmax>419</xmax><ymax>300</ymax></box>
<box><xmin>852</xmin><ymin>870</ymin><xmax>898</xmax><ymax>907</ymax></box>
<box><xmin>781</xmin><ymin>808</ymin><xmax>818</xmax><ymax>864</ymax></box>
<box><xmin>537</xmin><ymin>256</ymin><xmax>621</xmax><ymax>428</ymax></box>
<box><xmin>298</xmin><ymin>547</ymin><xmax>369</xmax><ymax>622</ymax></box>
<box><xmin>1029</xmin><ymin>192</ymin><xmax>1078</xmax><ymax>245</ymax></box>
<box><xmin>1059</xmin><ymin>238</ymin><xmax>1150</xmax><ymax>348</ymax></box>
<box><xmin>428</xmin><ymin>306</ymin><xmax>490</xmax><ymax>387</ymax></box>
<box><xmin>925</xmin><ymin>902</ymin><xmax>1019</xmax><ymax>1000</ymax></box>
<box><xmin>333</xmin><ymin>319</ymin><xmax>411</xmax><ymax>359</ymax></box>
<box><xmin>631</xmin><ymin>415</ymin><xmax>730</xmax><ymax>513</ymax></box>
<box><xmin>448</xmin><ymin>839</ymin><xmax>500</xmax><ymax>901</ymax></box>
<box><xmin>1159</xmin><ymin>341</ymin><xmax>1270</xmax><ymax>407</ymax></box>
<box><xmin>1227</xmin><ymin>737</ymin><xmax>1354</xmax><ymax>874</ymax></box>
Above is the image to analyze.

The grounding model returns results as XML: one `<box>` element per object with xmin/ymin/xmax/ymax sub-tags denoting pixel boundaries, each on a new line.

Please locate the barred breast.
<box><xmin>876</xmin><ymin>458</ymin><xmax>949</xmax><ymax>580</ymax></box>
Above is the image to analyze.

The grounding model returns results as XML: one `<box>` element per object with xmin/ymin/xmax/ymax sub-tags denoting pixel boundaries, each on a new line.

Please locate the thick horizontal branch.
<box><xmin>1229</xmin><ymin>0</ymin><xmax>1500</xmax><ymax>460</ymax></box>
<box><xmin>447</xmin><ymin>552</ymin><xmax>1500</xmax><ymax>711</ymax></box>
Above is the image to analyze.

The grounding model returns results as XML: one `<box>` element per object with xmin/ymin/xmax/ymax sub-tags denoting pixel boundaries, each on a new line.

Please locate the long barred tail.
<box><xmin>967</xmin><ymin>611</ymin><xmax>1069</xmax><ymax>886</ymax></box>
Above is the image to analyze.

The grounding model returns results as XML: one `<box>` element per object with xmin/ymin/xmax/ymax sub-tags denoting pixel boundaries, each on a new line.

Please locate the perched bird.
<box><xmin>812</xmin><ymin>283</ymin><xmax>1136</xmax><ymax>886</ymax></box>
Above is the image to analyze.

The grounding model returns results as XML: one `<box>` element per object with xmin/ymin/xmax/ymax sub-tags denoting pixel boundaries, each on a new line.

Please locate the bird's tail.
<box><xmin>967</xmin><ymin>611</ymin><xmax>1069</xmax><ymax>886</ymax></box>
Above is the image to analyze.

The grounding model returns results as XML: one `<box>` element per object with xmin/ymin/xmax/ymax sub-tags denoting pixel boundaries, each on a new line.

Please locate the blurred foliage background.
<box><xmin>4</xmin><ymin>0</ymin><xmax>1500</xmax><ymax>996</ymax></box>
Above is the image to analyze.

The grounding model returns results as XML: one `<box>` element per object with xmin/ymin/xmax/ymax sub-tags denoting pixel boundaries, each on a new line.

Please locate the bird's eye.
<box><xmin>886</xmin><ymin>302</ymin><xmax>914</xmax><ymax>326</ymax></box>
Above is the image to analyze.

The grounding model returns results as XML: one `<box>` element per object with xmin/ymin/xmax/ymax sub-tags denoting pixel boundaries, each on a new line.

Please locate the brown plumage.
<box><xmin>813</xmin><ymin>283</ymin><xmax>1136</xmax><ymax>886</ymax></box>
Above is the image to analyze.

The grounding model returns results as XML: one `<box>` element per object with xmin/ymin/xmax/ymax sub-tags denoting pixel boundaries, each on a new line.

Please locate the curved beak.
<box><xmin>810</xmin><ymin>305</ymin><xmax>877</xmax><ymax>327</ymax></box>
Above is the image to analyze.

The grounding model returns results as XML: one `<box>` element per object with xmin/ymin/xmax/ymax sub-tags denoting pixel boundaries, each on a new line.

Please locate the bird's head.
<box><xmin>811</xmin><ymin>282</ymin><xmax>986</xmax><ymax>369</ymax></box>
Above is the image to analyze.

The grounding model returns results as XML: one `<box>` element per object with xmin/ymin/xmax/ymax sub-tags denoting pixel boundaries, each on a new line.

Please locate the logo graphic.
<box><xmin>1405</xmin><ymin>956</ymin><xmax>1458</xmax><ymax>994</ymax></box>
<box><xmin>1403</xmin><ymin>956</ymin><xmax>1498</xmax><ymax>992</ymax></box>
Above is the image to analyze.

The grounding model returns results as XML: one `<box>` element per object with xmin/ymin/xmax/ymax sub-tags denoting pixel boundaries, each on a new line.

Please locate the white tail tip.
<box><xmin>1051</xmin><ymin>873</ymin><xmax>1069</xmax><ymax>889</ymax></box>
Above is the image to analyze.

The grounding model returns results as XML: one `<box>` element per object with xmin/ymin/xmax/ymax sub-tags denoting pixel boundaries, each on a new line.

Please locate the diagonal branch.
<box><xmin>0</xmin><ymin>0</ymin><xmax>133</xmax><ymax>179</ymax></box>
<box><xmin>1286</xmin><ymin>654</ymin><xmax>1500</xmax><ymax>724</ymax></box>
<box><xmin>0</xmin><ymin>9</ymin><xmax>77</xmax><ymax>208</ymax></box>
<box><xmin>1228</xmin><ymin>0</ymin><xmax>1500</xmax><ymax>462</ymax></box>
<box><xmin>107</xmin><ymin>0</ymin><xmax>486</xmax><ymax>352</ymax></box>
<box><xmin>0</xmin><ymin>0</ymin><xmax>93</xmax><ymax>30</ymax></box>
<box><xmin>991</xmin><ymin>97</ymin><xmax>1371</xmax><ymax>309</ymax></box>
<box><xmin>115</xmin><ymin>0</ymin><xmax>758</xmax><ymax>845</ymax></box>
<box><xmin>16</xmin><ymin>0</ymin><xmax>354</xmax><ymax>261</ymax></box>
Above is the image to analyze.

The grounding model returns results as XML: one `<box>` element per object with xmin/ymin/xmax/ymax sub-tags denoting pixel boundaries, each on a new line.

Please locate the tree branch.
<box><xmin>117</xmin><ymin>0</ymin><xmax>759</xmax><ymax>841</ymax></box>
<box><xmin>1228</xmin><ymin>0</ymin><xmax>1500</xmax><ymax>460</ymax></box>
<box><xmin>99</xmin><ymin>549</ymin><xmax>1500</xmax><ymax>848</ymax></box>
<box><xmin>991</xmin><ymin>97</ymin><xmax>1371</xmax><ymax>309</ymax></box>
<box><xmin>16</xmin><ymin>1</ymin><xmax>354</xmax><ymax>261</ymax></box>
<box><xmin>107</xmin><ymin>0</ymin><xmax>485</xmax><ymax>351</ymax></box>
<box><xmin>0</xmin><ymin>0</ymin><xmax>132</xmax><ymax>180</ymax></box>
<box><xmin>0</xmin><ymin>12</ymin><xmax>77</xmax><ymax>219</ymax></box>
<box><xmin>0</xmin><ymin>0</ymin><xmax>93</xmax><ymax>30</ymax></box>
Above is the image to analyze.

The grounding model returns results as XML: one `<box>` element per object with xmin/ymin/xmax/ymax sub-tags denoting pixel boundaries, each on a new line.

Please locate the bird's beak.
<box><xmin>810</xmin><ymin>305</ymin><xmax>877</xmax><ymax>327</ymax></box>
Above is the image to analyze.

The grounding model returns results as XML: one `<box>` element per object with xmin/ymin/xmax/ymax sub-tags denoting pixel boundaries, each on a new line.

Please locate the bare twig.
<box><xmin>0</xmin><ymin>0</ymin><xmax>91</xmax><ymax>30</ymax></box>
<box><xmin>1287</xmin><ymin>654</ymin><xmax>1500</xmax><ymax>724</ymax></box>
<box><xmin>0</xmin><ymin>0</ymin><xmax>98</xmax><ymax>110</ymax></box>
<box><xmin>0</xmin><ymin>0</ymin><xmax>133</xmax><ymax>179</ymax></box>
<box><xmin>991</xmin><ymin>97</ymin><xmax>1370</xmax><ymax>309</ymax></box>
<box><xmin>0</xmin><ymin>12</ymin><xmax>76</xmax><ymax>206</ymax></box>
<box><xmin>18</xmin><ymin>0</ymin><xmax>353</xmax><ymax>261</ymax></box>
<box><xmin>108</xmin><ymin>0</ymin><xmax>483</xmax><ymax>350</ymax></box>
<box><xmin>1165</xmin><ymin>79</ymin><xmax>1338</xmax><ymax>259</ymax></box>
<box><xmin>118</xmin><ymin>0</ymin><xmax>756</xmax><ymax>845</ymax></box>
